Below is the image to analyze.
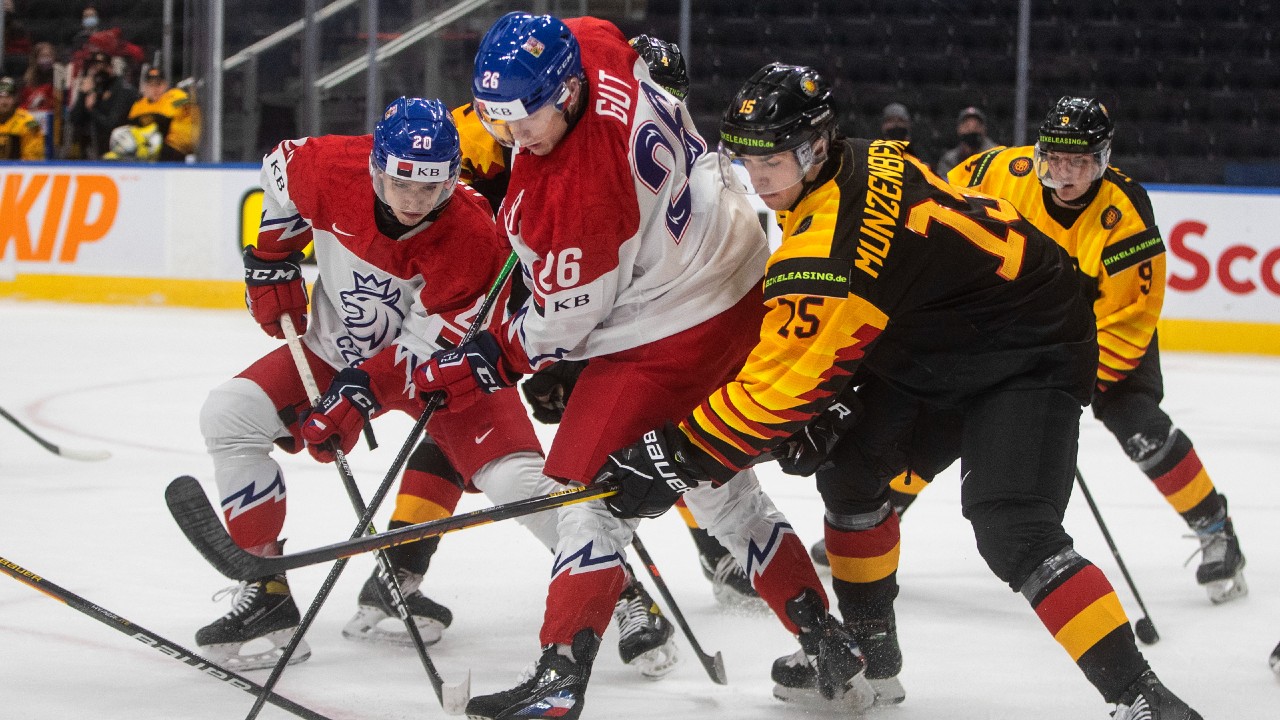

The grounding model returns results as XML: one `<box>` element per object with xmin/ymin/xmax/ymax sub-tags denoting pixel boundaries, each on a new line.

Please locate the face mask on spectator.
<box><xmin>961</xmin><ymin>131</ymin><xmax>984</xmax><ymax>147</ymax></box>
<box><xmin>83</xmin><ymin>14</ymin><xmax>100</xmax><ymax>29</ymax></box>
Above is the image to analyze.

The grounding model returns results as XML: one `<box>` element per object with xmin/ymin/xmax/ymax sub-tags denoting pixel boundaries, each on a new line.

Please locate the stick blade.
<box><xmin>58</xmin><ymin>446</ymin><xmax>112</xmax><ymax>462</ymax></box>
<box><xmin>706</xmin><ymin>650</ymin><xmax>728</xmax><ymax>685</ymax></box>
<box><xmin>165</xmin><ymin>476</ymin><xmax>269</xmax><ymax>580</ymax></box>
<box><xmin>440</xmin><ymin>671</ymin><xmax>471</xmax><ymax>715</ymax></box>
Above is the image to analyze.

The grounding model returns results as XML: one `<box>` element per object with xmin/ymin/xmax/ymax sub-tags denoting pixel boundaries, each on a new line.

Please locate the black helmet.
<box><xmin>720</xmin><ymin>62</ymin><xmax>837</xmax><ymax>156</ymax></box>
<box><xmin>1037</xmin><ymin>96</ymin><xmax>1114</xmax><ymax>154</ymax></box>
<box><xmin>629</xmin><ymin>34</ymin><xmax>689</xmax><ymax>100</ymax></box>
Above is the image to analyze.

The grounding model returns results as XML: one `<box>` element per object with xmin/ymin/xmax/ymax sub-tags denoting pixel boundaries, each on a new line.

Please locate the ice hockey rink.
<box><xmin>1</xmin><ymin>299</ymin><xmax>1276</xmax><ymax>719</ymax></box>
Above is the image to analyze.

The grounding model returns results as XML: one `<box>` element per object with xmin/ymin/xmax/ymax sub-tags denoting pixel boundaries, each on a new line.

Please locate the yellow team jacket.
<box><xmin>948</xmin><ymin>146</ymin><xmax>1166</xmax><ymax>389</ymax></box>
<box><xmin>0</xmin><ymin>108</ymin><xmax>47</xmax><ymax>160</ymax></box>
<box><xmin>128</xmin><ymin>88</ymin><xmax>197</xmax><ymax>155</ymax></box>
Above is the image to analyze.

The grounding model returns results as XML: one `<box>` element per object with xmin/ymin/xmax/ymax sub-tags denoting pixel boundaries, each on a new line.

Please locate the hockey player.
<box><xmin>413</xmin><ymin>15</ymin><xmax>871</xmax><ymax>719</ymax></box>
<box><xmin>599</xmin><ymin>63</ymin><xmax>1204</xmax><ymax>719</ymax></box>
<box><xmin>946</xmin><ymin>96</ymin><xmax>1245</xmax><ymax>604</ymax></box>
<box><xmin>195</xmin><ymin>97</ymin><xmax>674</xmax><ymax>675</ymax></box>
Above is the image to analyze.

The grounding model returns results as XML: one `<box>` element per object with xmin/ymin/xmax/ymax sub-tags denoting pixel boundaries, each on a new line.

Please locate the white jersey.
<box><xmin>494</xmin><ymin>17</ymin><xmax>768</xmax><ymax>371</ymax></box>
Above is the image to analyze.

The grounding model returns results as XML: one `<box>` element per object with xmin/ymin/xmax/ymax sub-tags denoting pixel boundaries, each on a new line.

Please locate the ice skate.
<box><xmin>343</xmin><ymin>567</ymin><xmax>452</xmax><ymax>647</ymax></box>
<box><xmin>1111</xmin><ymin>670</ymin><xmax>1203</xmax><ymax>720</ymax></box>
<box><xmin>771</xmin><ymin>588</ymin><xmax>875</xmax><ymax>711</ymax></box>
<box><xmin>612</xmin><ymin>580</ymin><xmax>679</xmax><ymax>679</ymax></box>
<box><xmin>195</xmin><ymin>574</ymin><xmax>309</xmax><ymax>671</ymax></box>
<box><xmin>1187</xmin><ymin>497</ymin><xmax>1247</xmax><ymax>604</ymax></box>
<box><xmin>699</xmin><ymin>551</ymin><xmax>768</xmax><ymax>612</ymax></box>
<box><xmin>846</xmin><ymin>612</ymin><xmax>905</xmax><ymax>705</ymax></box>
<box><xmin>1269</xmin><ymin>640</ymin><xmax>1280</xmax><ymax>676</ymax></box>
<box><xmin>465</xmin><ymin>628</ymin><xmax>598</xmax><ymax>720</ymax></box>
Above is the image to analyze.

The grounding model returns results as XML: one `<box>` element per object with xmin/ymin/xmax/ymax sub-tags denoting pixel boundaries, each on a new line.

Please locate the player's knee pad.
<box><xmin>473</xmin><ymin>451</ymin><xmax>560</xmax><ymax>550</ymax></box>
<box><xmin>555</xmin><ymin>495</ymin><xmax>638</xmax><ymax>563</ymax></box>
<box><xmin>682</xmin><ymin>469</ymin><xmax>789</xmax><ymax>569</ymax></box>
<box><xmin>200</xmin><ymin>377</ymin><xmax>287</xmax><ymax>459</ymax></box>
<box><xmin>966</xmin><ymin>499</ymin><xmax>1075</xmax><ymax>589</ymax></box>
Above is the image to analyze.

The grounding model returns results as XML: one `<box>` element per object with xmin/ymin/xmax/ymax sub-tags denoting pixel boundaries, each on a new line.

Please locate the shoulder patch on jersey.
<box><xmin>1100</xmin><ymin>205</ymin><xmax>1122</xmax><ymax>229</ymax></box>
<box><xmin>1101</xmin><ymin>226</ymin><xmax>1164</xmax><ymax>275</ymax></box>
<box><xmin>1008</xmin><ymin>156</ymin><xmax>1033</xmax><ymax>177</ymax></box>
<box><xmin>763</xmin><ymin>256</ymin><xmax>850</xmax><ymax>300</ymax></box>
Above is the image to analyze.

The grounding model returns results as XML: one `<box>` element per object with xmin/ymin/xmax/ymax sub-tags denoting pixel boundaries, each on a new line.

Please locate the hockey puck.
<box><xmin>1134</xmin><ymin>617</ymin><xmax>1159</xmax><ymax>645</ymax></box>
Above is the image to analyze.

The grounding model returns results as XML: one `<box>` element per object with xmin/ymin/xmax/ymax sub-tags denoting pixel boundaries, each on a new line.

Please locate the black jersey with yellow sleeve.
<box><xmin>680</xmin><ymin>138</ymin><xmax>1097</xmax><ymax>476</ymax></box>
<box><xmin>451</xmin><ymin>102</ymin><xmax>510</xmax><ymax>214</ymax></box>
<box><xmin>948</xmin><ymin>146</ymin><xmax>1165</xmax><ymax>389</ymax></box>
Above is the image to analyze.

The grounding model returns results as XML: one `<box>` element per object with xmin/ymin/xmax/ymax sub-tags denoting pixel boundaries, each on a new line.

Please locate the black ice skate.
<box><xmin>1188</xmin><ymin>497</ymin><xmax>1247</xmax><ymax>604</ymax></box>
<box><xmin>1111</xmin><ymin>670</ymin><xmax>1203</xmax><ymax>720</ymax></box>
<box><xmin>465</xmin><ymin>628</ymin><xmax>599</xmax><ymax>720</ymax></box>
<box><xmin>612</xmin><ymin>580</ymin><xmax>679</xmax><ymax>678</ymax></box>
<box><xmin>698</xmin><ymin>551</ymin><xmax>767</xmax><ymax>612</ymax></box>
<box><xmin>846</xmin><ymin>611</ymin><xmax>905</xmax><ymax>705</ymax></box>
<box><xmin>343</xmin><ymin>567</ymin><xmax>453</xmax><ymax>647</ymax></box>
<box><xmin>195</xmin><ymin>573</ymin><xmax>309</xmax><ymax>671</ymax></box>
<box><xmin>771</xmin><ymin>588</ymin><xmax>875</xmax><ymax>711</ymax></box>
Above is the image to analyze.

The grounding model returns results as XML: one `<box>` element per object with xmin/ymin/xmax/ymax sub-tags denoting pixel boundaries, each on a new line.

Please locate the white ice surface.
<box><xmin>0</xmin><ymin>300</ymin><xmax>1276</xmax><ymax>719</ymax></box>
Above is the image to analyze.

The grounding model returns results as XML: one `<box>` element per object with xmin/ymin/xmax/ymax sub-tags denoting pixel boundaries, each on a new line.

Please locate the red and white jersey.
<box><xmin>256</xmin><ymin>134</ymin><xmax>510</xmax><ymax>403</ymax></box>
<box><xmin>496</xmin><ymin>17</ymin><xmax>768</xmax><ymax>372</ymax></box>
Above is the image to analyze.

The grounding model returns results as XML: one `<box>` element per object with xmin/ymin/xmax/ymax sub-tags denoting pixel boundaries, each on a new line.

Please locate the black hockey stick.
<box><xmin>1074</xmin><ymin>467</ymin><xmax>1159</xmax><ymax>645</ymax></box>
<box><xmin>630</xmin><ymin>533</ymin><xmax>728</xmax><ymax>684</ymax></box>
<box><xmin>0</xmin><ymin>405</ymin><xmax>111</xmax><ymax>461</ymax></box>
<box><xmin>167</xmin><ymin>475</ymin><xmax>619</xmax><ymax>580</ymax></box>
<box><xmin>240</xmin><ymin>317</ymin><xmax>467</xmax><ymax>720</ymax></box>
<box><xmin>0</xmin><ymin>554</ymin><xmax>340</xmax><ymax>720</ymax></box>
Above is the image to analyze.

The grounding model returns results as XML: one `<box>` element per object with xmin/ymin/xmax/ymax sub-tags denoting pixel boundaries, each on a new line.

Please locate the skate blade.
<box><xmin>342</xmin><ymin>605</ymin><xmax>444</xmax><ymax>646</ymax></box>
<box><xmin>773</xmin><ymin>673</ymin><xmax>876</xmax><ymax>712</ymax></box>
<box><xmin>1205</xmin><ymin>572</ymin><xmax>1248</xmax><ymax>604</ymax></box>
<box><xmin>200</xmin><ymin>631</ymin><xmax>311</xmax><ymax>672</ymax></box>
<box><xmin>712</xmin><ymin>586</ymin><xmax>771</xmax><ymax>615</ymax></box>
<box><xmin>627</xmin><ymin>639</ymin><xmax>680</xmax><ymax>680</ymax></box>
<box><xmin>869</xmin><ymin>676</ymin><xmax>906</xmax><ymax>705</ymax></box>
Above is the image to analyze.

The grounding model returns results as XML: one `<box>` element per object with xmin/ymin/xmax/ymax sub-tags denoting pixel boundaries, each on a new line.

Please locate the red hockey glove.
<box><xmin>300</xmin><ymin>367</ymin><xmax>380</xmax><ymax>463</ymax></box>
<box><xmin>599</xmin><ymin>423</ymin><xmax>707</xmax><ymax>519</ymax></box>
<box><xmin>413</xmin><ymin>332</ymin><xmax>519</xmax><ymax>411</ymax></box>
<box><xmin>243</xmin><ymin>246</ymin><xmax>308</xmax><ymax>339</ymax></box>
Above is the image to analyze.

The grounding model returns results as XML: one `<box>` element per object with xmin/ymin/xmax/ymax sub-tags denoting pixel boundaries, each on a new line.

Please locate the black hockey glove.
<box><xmin>520</xmin><ymin>359</ymin><xmax>588</xmax><ymax>424</ymax></box>
<box><xmin>599</xmin><ymin>422</ymin><xmax>707</xmax><ymax>519</ymax></box>
<box><xmin>772</xmin><ymin>392</ymin><xmax>862</xmax><ymax>477</ymax></box>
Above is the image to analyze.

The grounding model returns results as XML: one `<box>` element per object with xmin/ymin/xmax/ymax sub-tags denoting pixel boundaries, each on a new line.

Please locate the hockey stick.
<box><xmin>630</xmin><ymin>533</ymin><xmax>728</xmax><ymax>684</ymax></box>
<box><xmin>0</xmin><ymin>554</ymin><xmax>340</xmax><ymax>720</ymax></box>
<box><xmin>167</xmin><ymin>474</ymin><xmax>619</xmax><ymax>580</ymax></box>
<box><xmin>0</xmin><ymin>405</ymin><xmax>111</xmax><ymax>461</ymax></box>
<box><xmin>240</xmin><ymin>316</ymin><xmax>467</xmax><ymax>720</ymax></box>
<box><xmin>1074</xmin><ymin>467</ymin><xmax>1159</xmax><ymax>645</ymax></box>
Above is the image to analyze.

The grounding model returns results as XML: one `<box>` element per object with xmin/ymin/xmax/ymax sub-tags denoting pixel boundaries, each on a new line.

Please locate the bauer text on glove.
<box><xmin>599</xmin><ymin>422</ymin><xmax>708</xmax><ymax>519</ymax></box>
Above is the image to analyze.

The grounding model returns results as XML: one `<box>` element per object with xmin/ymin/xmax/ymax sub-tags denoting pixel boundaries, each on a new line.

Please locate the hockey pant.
<box><xmin>1092</xmin><ymin>332</ymin><xmax>1223</xmax><ymax>526</ymax></box>
<box><xmin>816</xmin><ymin>379</ymin><xmax>1149</xmax><ymax>702</ymax></box>
<box><xmin>541</xmin><ymin>466</ymin><xmax>823</xmax><ymax>647</ymax></box>
<box><xmin>200</xmin><ymin>344</ymin><xmax>545</xmax><ymax>558</ymax></box>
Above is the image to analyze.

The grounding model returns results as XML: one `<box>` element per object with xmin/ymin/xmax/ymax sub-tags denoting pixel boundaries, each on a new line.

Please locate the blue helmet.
<box><xmin>472</xmin><ymin>12</ymin><xmax>582</xmax><ymax>122</ymax></box>
<box><xmin>370</xmin><ymin>97</ymin><xmax>461</xmax><ymax>216</ymax></box>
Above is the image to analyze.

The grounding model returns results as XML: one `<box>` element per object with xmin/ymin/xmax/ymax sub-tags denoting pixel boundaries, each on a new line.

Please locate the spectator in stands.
<box><xmin>880</xmin><ymin>102</ymin><xmax>912</xmax><ymax>141</ymax></box>
<box><xmin>19</xmin><ymin>41</ymin><xmax>61</xmax><ymax>157</ymax></box>
<box><xmin>65</xmin><ymin>50</ymin><xmax>135</xmax><ymax>159</ymax></box>
<box><xmin>0</xmin><ymin>75</ymin><xmax>46</xmax><ymax>159</ymax></box>
<box><xmin>935</xmin><ymin>105</ymin><xmax>997</xmax><ymax>176</ymax></box>
<box><xmin>122</xmin><ymin>66</ymin><xmax>197</xmax><ymax>161</ymax></box>
<box><xmin>2</xmin><ymin>0</ymin><xmax>33</xmax><ymax>77</ymax></box>
<box><xmin>68</xmin><ymin>5</ymin><xmax>100</xmax><ymax>52</ymax></box>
